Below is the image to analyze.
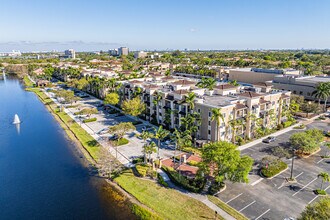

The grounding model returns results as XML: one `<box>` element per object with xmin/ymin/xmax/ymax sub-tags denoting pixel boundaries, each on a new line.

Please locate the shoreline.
<box><xmin>22</xmin><ymin>76</ymin><xmax>149</xmax><ymax>219</ymax></box>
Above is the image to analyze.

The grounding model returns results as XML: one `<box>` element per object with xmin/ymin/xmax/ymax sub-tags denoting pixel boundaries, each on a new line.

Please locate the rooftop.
<box><xmin>202</xmin><ymin>94</ymin><xmax>239</xmax><ymax>107</ymax></box>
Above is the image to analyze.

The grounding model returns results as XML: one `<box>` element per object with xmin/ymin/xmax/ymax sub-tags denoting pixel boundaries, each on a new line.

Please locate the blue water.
<box><xmin>0</xmin><ymin>77</ymin><xmax>132</xmax><ymax>219</ymax></box>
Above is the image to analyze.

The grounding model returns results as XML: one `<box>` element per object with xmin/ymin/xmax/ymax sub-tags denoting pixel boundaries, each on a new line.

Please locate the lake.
<box><xmin>0</xmin><ymin>76</ymin><xmax>134</xmax><ymax>219</ymax></box>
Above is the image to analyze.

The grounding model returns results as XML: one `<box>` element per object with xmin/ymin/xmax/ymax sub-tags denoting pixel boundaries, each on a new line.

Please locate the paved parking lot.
<box><xmin>216</xmin><ymin>121</ymin><xmax>330</xmax><ymax>219</ymax></box>
<box><xmin>56</xmin><ymin>89</ymin><xmax>179</xmax><ymax>162</ymax></box>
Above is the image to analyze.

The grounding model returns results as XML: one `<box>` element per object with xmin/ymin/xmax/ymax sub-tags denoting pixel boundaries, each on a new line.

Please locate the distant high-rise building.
<box><xmin>134</xmin><ymin>51</ymin><xmax>147</xmax><ymax>59</ymax></box>
<box><xmin>109</xmin><ymin>49</ymin><xmax>119</xmax><ymax>56</ymax></box>
<box><xmin>64</xmin><ymin>49</ymin><xmax>76</xmax><ymax>59</ymax></box>
<box><xmin>118</xmin><ymin>47</ymin><xmax>129</xmax><ymax>56</ymax></box>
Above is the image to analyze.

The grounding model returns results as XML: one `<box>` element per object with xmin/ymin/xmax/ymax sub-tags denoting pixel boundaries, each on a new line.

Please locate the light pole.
<box><xmin>290</xmin><ymin>149</ymin><xmax>297</xmax><ymax>180</ymax></box>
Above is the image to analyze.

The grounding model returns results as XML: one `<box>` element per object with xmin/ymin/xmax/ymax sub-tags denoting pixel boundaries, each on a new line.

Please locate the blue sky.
<box><xmin>0</xmin><ymin>0</ymin><xmax>329</xmax><ymax>51</ymax></box>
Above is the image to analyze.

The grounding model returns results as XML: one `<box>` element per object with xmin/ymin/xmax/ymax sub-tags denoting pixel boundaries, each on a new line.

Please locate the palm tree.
<box><xmin>229</xmin><ymin>118</ymin><xmax>244</xmax><ymax>143</ymax></box>
<box><xmin>184</xmin><ymin>92</ymin><xmax>196</xmax><ymax>113</ymax></box>
<box><xmin>229</xmin><ymin>80</ymin><xmax>239</xmax><ymax>86</ymax></box>
<box><xmin>152</xmin><ymin>92</ymin><xmax>162</xmax><ymax>124</ymax></box>
<box><xmin>170</xmin><ymin>128</ymin><xmax>182</xmax><ymax>167</ymax></box>
<box><xmin>211</xmin><ymin>108</ymin><xmax>225</xmax><ymax>141</ymax></box>
<box><xmin>317</xmin><ymin>172</ymin><xmax>330</xmax><ymax>190</ymax></box>
<box><xmin>312</xmin><ymin>82</ymin><xmax>330</xmax><ymax>111</ymax></box>
<box><xmin>197</xmin><ymin>77</ymin><xmax>216</xmax><ymax>90</ymax></box>
<box><xmin>138</xmin><ymin>131</ymin><xmax>153</xmax><ymax>163</ymax></box>
<box><xmin>154</xmin><ymin>126</ymin><xmax>169</xmax><ymax>158</ymax></box>
<box><xmin>245</xmin><ymin>112</ymin><xmax>257</xmax><ymax>139</ymax></box>
<box><xmin>144</xmin><ymin>141</ymin><xmax>157</xmax><ymax>162</ymax></box>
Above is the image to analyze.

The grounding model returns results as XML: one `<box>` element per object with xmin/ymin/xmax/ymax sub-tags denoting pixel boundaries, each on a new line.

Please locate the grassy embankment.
<box><xmin>207</xmin><ymin>195</ymin><xmax>248</xmax><ymax>220</ymax></box>
<box><xmin>114</xmin><ymin>169</ymin><xmax>224</xmax><ymax>220</ymax></box>
<box><xmin>24</xmin><ymin>76</ymin><xmax>100</xmax><ymax>163</ymax></box>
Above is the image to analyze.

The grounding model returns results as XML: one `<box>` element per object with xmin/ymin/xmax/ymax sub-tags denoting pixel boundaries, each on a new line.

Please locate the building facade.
<box><xmin>272</xmin><ymin>75</ymin><xmax>330</xmax><ymax>102</ymax></box>
<box><xmin>228</xmin><ymin>68</ymin><xmax>300</xmax><ymax>84</ymax></box>
<box><xmin>118</xmin><ymin>75</ymin><xmax>291</xmax><ymax>143</ymax></box>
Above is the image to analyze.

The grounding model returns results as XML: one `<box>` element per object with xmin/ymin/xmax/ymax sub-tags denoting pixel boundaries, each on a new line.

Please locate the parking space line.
<box><xmin>325</xmin><ymin>184</ymin><xmax>330</xmax><ymax>191</ymax></box>
<box><xmin>295</xmin><ymin>172</ymin><xmax>304</xmax><ymax>179</ymax></box>
<box><xmin>292</xmin><ymin>177</ymin><xmax>318</xmax><ymax>196</ymax></box>
<box><xmin>317</xmin><ymin>158</ymin><xmax>324</xmax><ymax>164</ymax></box>
<box><xmin>255</xmin><ymin>208</ymin><xmax>271</xmax><ymax>220</ymax></box>
<box><xmin>251</xmin><ymin>178</ymin><xmax>263</xmax><ymax>186</ymax></box>
<box><xmin>239</xmin><ymin>200</ymin><xmax>256</xmax><ymax>212</ymax></box>
<box><xmin>308</xmin><ymin>196</ymin><xmax>319</xmax><ymax>204</ymax></box>
<box><xmin>225</xmin><ymin>193</ymin><xmax>243</xmax><ymax>204</ymax></box>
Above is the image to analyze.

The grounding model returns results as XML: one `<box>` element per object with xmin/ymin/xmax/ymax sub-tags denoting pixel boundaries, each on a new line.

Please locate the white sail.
<box><xmin>13</xmin><ymin>114</ymin><xmax>21</xmax><ymax>124</ymax></box>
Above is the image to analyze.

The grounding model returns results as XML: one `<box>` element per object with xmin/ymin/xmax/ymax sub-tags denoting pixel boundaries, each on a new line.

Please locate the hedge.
<box><xmin>136</xmin><ymin>164</ymin><xmax>149</xmax><ymax>177</ymax></box>
<box><xmin>83</xmin><ymin>117</ymin><xmax>97</xmax><ymax>123</ymax></box>
<box><xmin>117</xmin><ymin>138</ymin><xmax>129</xmax><ymax>146</ymax></box>
<box><xmin>161</xmin><ymin>166</ymin><xmax>201</xmax><ymax>193</ymax></box>
<box><xmin>157</xmin><ymin>174</ymin><xmax>168</xmax><ymax>187</ymax></box>
<box><xmin>261</xmin><ymin>160</ymin><xmax>287</xmax><ymax>178</ymax></box>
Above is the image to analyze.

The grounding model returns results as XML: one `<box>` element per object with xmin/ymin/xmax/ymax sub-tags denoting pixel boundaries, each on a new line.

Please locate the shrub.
<box><xmin>314</xmin><ymin>189</ymin><xmax>327</xmax><ymax>195</ymax></box>
<box><xmin>117</xmin><ymin>138</ymin><xmax>129</xmax><ymax>146</ymax></box>
<box><xmin>132</xmin><ymin>157</ymin><xmax>144</xmax><ymax>164</ymax></box>
<box><xmin>83</xmin><ymin>117</ymin><xmax>97</xmax><ymax>123</ymax></box>
<box><xmin>136</xmin><ymin>164</ymin><xmax>149</xmax><ymax>177</ymax></box>
<box><xmin>260</xmin><ymin>156</ymin><xmax>288</xmax><ymax>178</ymax></box>
<box><xmin>236</xmin><ymin>136</ymin><xmax>245</xmax><ymax>146</ymax></box>
<box><xmin>277</xmin><ymin>123</ymin><xmax>284</xmax><ymax>130</ymax></box>
<box><xmin>157</xmin><ymin>174</ymin><xmax>168</xmax><ymax>187</ymax></box>
<box><xmin>208</xmin><ymin>181</ymin><xmax>224</xmax><ymax>195</ymax></box>
<box><xmin>132</xmin><ymin>121</ymin><xmax>143</xmax><ymax>125</ymax></box>
<box><xmin>293</xmin><ymin>124</ymin><xmax>306</xmax><ymax>129</ymax></box>
<box><xmin>283</xmin><ymin>121</ymin><xmax>294</xmax><ymax>128</ymax></box>
<box><xmin>162</xmin><ymin>166</ymin><xmax>202</xmax><ymax>193</ymax></box>
<box><xmin>187</xmin><ymin>160</ymin><xmax>199</xmax><ymax>166</ymax></box>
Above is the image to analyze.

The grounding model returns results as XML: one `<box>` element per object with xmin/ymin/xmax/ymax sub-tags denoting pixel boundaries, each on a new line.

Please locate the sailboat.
<box><xmin>13</xmin><ymin>114</ymin><xmax>21</xmax><ymax>124</ymax></box>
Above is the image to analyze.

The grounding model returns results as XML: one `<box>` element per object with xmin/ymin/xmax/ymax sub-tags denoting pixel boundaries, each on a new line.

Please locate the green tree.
<box><xmin>211</xmin><ymin>108</ymin><xmax>225</xmax><ymax>141</ymax></box>
<box><xmin>298</xmin><ymin>197</ymin><xmax>330</xmax><ymax>220</ymax></box>
<box><xmin>312</xmin><ymin>82</ymin><xmax>330</xmax><ymax>111</ymax></box>
<box><xmin>144</xmin><ymin>141</ymin><xmax>157</xmax><ymax>162</ymax></box>
<box><xmin>122</xmin><ymin>97</ymin><xmax>145</xmax><ymax>116</ymax></box>
<box><xmin>154</xmin><ymin>126</ymin><xmax>169</xmax><ymax>158</ymax></box>
<box><xmin>196</xmin><ymin>77</ymin><xmax>216</xmax><ymax>90</ymax></box>
<box><xmin>184</xmin><ymin>92</ymin><xmax>196</xmax><ymax>113</ymax></box>
<box><xmin>108</xmin><ymin>122</ymin><xmax>135</xmax><ymax>140</ymax></box>
<box><xmin>201</xmin><ymin>141</ymin><xmax>253</xmax><ymax>184</ymax></box>
<box><xmin>138</xmin><ymin>131</ymin><xmax>153</xmax><ymax>163</ymax></box>
<box><xmin>152</xmin><ymin>92</ymin><xmax>162</xmax><ymax>124</ymax></box>
<box><xmin>104</xmin><ymin>92</ymin><xmax>119</xmax><ymax>105</ymax></box>
<box><xmin>317</xmin><ymin>172</ymin><xmax>330</xmax><ymax>191</ymax></box>
<box><xmin>289</xmin><ymin>129</ymin><xmax>324</xmax><ymax>155</ymax></box>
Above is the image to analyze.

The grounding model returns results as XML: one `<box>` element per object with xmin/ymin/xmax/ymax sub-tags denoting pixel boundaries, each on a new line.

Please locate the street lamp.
<box><xmin>290</xmin><ymin>149</ymin><xmax>297</xmax><ymax>181</ymax></box>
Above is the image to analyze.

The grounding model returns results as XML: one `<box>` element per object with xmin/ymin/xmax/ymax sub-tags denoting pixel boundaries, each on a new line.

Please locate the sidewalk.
<box><xmin>43</xmin><ymin>89</ymin><xmax>132</xmax><ymax>167</ymax></box>
<box><xmin>157</xmin><ymin>169</ymin><xmax>236</xmax><ymax>220</ymax></box>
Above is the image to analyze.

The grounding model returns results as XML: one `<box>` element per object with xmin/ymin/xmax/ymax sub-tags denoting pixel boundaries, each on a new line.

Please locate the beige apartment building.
<box><xmin>120</xmin><ymin>74</ymin><xmax>291</xmax><ymax>143</ymax></box>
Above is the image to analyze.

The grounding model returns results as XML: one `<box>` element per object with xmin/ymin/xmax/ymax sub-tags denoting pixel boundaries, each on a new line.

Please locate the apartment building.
<box><xmin>118</xmin><ymin>47</ymin><xmax>129</xmax><ymax>56</ymax></box>
<box><xmin>272</xmin><ymin>75</ymin><xmax>330</xmax><ymax>102</ymax></box>
<box><xmin>119</xmin><ymin>75</ymin><xmax>291</xmax><ymax>143</ymax></box>
<box><xmin>134</xmin><ymin>51</ymin><xmax>147</xmax><ymax>59</ymax></box>
<box><xmin>228</xmin><ymin>68</ymin><xmax>300</xmax><ymax>84</ymax></box>
<box><xmin>63</xmin><ymin>49</ymin><xmax>76</xmax><ymax>59</ymax></box>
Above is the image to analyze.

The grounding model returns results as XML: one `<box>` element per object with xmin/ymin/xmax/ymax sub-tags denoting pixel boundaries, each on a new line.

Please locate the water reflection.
<box><xmin>15</xmin><ymin>123</ymin><xmax>21</xmax><ymax>135</ymax></box>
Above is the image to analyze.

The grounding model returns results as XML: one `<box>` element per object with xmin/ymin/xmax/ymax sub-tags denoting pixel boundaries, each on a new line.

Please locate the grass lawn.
<box><xmin>23</xmin><ymin>75</ymin><xmax>34</xmax><ymax>87</ymax></box>
<box><xmin>207</xmin><ymin>195</ymin><xmax>248</xmax><ymax>220</ymax></box>
<box><xmin>27</xmin><ymin>86</ymin><xmax>101</xmax><ymax>162</ymax></box>
<box><xmin>114</xmin><ymin>169</ymin><xmax>223</xmax><ymax>220</ymax></box>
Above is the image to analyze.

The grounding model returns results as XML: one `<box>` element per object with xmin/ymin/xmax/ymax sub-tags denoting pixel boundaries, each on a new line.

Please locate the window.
<box><xmin>299</xmin><ymin>91</ymin><xmax>303</xmax><ymax>95</ymax></box>
<box><xmin>208</xmin><ymin>130</ymin><xmax>211</xmax><ymax>135</ymax></box>
<box><xmin>208</xmin><ymin>121</ymin><xmax>211</xmax><ymax>126</ymax></box>
<box><xmin>208</xmin><ymin>111</ymin><xmax>211</xmax><ymax>117</ymax></box>
<box><xmin>198</xmin><ymin>108</ymin><xmax>201</xmax><ymax>113</ymax></box>
<box><xmin>307</xmin><ymin>92</ymin><xmax>311</xmax><ymax>96</ymax></box>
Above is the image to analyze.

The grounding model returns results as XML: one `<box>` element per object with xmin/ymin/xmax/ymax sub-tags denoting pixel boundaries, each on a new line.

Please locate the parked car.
<box><xmin>109</xmin><ymin>134</ymin><xmax>119</xmax><ymax>141</ymax></box>
<box><xmin>262</xmin><ymin>136</ymin><xmax>276</xmax><ymax>143</ymax></box>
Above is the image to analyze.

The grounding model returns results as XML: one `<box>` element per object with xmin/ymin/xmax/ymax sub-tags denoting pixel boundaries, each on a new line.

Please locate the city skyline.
<box><xmin>1</xmin><ymin>0</ymin><xmax>330</xmax><ymax>51</ymax></box>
